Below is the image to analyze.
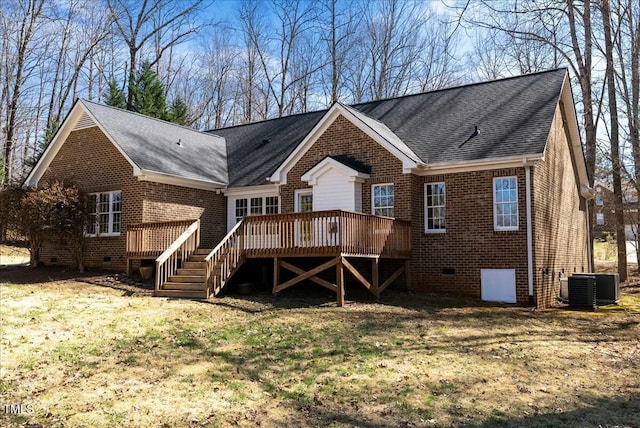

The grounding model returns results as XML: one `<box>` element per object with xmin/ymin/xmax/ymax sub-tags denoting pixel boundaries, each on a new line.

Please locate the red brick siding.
<box><xmin>38</xmin><ymin>126</ymin><xmax>226</xmax><ymax>270</ymax></box>
<box><xmin>39</xmin><ymin>127</ymin><xmax>141</xmax><ymax>270</ymax></box>
<box><xmin>531</xmin><ymin>105</ymin><xmax>589</xmax><ymax>308</ymax></box>
<box><xmin>412</xmin><ymin>169</ymin><xmax>530</xmax><ymax>304</ymax></box>
<box><xmin>280</xmin><ymin>115</ymin><xmax>410</xmax><ymax>220</ymax></box>
<box><xmin>141</xmin><ymin>182</ymin><xmax>226</xmax><ymax>247</ymax></box>
<box><xmin>279</xmin><ymin>114</ymin><xmax>533</xmax><ymax>304</ymax></box>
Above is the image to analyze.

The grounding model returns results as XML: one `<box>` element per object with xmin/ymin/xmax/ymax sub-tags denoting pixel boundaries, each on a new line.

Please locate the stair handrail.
<box><xmin>155</xmin><ymin>219</ymin><xmax>200</xmax><ymax>292</ymax></box>
<box><xmin>204</xmin><ymin>219</ymin><xmax>245</xmax><ymax>297</ymax></box>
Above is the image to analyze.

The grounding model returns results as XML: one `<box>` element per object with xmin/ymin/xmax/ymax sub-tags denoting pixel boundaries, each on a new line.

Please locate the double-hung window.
<box><xmin>87</xmin><ymin>190</ymin><xmax>121</xmax><ymax>236</ymax></box>
<box><xmin>425</xmin><ymin>182</ymin><xmax>446</xmax><ymax>232</ymax></box>
<box><xmin>372</xmin><ymin>184</ymin><xmax>394</xmax><ymax>217</ymax></box>
<box><xmin>494</xmin><ymin>177</ymin><xmax>518</xmax><ymax>231</ymax></box>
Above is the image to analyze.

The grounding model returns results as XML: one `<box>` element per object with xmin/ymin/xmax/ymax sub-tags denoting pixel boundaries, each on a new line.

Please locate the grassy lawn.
<box><xmin>1</xmin><ymin>269</ymin><xmax>639</xmax><ymax>427</ymax></box>
<box><xmin>0</xmin><ymin>245</ymin><xmax>29</xmax><ymax>266</ymax></box>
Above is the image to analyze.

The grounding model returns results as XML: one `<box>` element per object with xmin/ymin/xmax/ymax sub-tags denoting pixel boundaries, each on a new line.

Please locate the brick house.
<box><xmin>593</xmin><ymin>181</ymin><xmax>639</xmax><ymax>241</ymax></box>
<box><xmin>25</xmin><ymin>68</ymin><xmax>592</xmax><ymax>308</ymax></box>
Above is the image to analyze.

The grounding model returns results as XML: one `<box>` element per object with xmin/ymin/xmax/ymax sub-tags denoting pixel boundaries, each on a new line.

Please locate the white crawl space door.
<box><xmin>480</xmin><ymin>269</ymin><xmax>517</xmax><ymax>303</ymax></box>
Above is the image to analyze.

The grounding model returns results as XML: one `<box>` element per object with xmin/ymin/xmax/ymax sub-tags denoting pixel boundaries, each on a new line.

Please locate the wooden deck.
<box><xmin>125</xmin><ymin>211</ymin><xmax>411</xmax><ymax>305</ymax></box>
<box><xmin>242</xmin><ymin>210</ymin><xmax>411</xmax><ymax>259</ymax></box>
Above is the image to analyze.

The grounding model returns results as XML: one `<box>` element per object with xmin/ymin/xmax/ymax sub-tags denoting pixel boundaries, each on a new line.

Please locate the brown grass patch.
<box><xmin>1</xmin><ymin>268</ymin><xmax>639</xmax><ymax>427</ymax></box>
<box><xmin>0</xmin><ymin>244</ymin><xmax>29</xmax><ymax>265</ymax></box>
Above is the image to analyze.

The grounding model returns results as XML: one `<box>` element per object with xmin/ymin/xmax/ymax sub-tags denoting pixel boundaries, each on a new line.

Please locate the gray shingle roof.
<box><xmin>212</xmin><ymin>69</ymin><xmax>567</xmax><ymax>187</ymax></box>
<box><xmin>75</xmin><ymin>69</ymin><xmax>567</xmax><ymax>189</ymax></box>
<box><xmin>81</xmin><ymin>100</ymin><xmax>228</xmax><ymax>185</ymax></box>
<box><xmin>214</xmin><ymin>111</ymin><xmax>326</xmax><ymax>187</ymax></box>
<box><xmin>339</xmin><ymin>103</ymin><xmax>422</xmax><ymax>163</ymax></box>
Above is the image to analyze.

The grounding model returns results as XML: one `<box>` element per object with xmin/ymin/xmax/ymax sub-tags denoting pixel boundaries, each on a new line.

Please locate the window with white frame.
<box><xmin>596</xmin><ymin>213</ymin><xmax>605</xmax><ymax>225</ymax></box>
<box><xmin>250</xmin><ymin>197</ymin><xmax>263</xmax><ymax>215</ymax></box>
<box><xmin>87</xmin><ymin>190</ymin><xmax>121</xmax><ymax>236</ymax></box>
<box><xmin>425</xmin><ymin>182</ymin><xmax>446</xmax><ymax>232</ymax></box>
<box><xmin>372</xmin><ymin>184</ymin><xmax>394</xmax><ymax>217</ymax></box>
<box><xmin>295</xmin><ymin>190</ymin><xmax>313</xmax><ymax>213</ymax></box>
<box><xmin>265</xmin><ymin>196</ymin><xmax>279</xmax><ymax>214</ymax></box>
<box><xmin>235</xmin><ymin>198</ymin><xmax>248</xmax><ymax>223</ymax></box>
<box><xmin>234</xmin><ymin>196</ymin><xmax>279</xmax><ymax>223</ymax></box>
<box><xmin>494</xmin><ymin>177</ymin><xmax>518</xmax><ymax>230</ymax></box>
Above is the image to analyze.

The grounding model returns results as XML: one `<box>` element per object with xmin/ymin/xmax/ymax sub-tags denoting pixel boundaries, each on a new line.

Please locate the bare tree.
<box><xmin>242</xmin><ymin>0</ymin><xmax>319</xmax><ymax>117</ymax></box>
<box><xmin>362</xmin><ymin>0</ymin><xmax>426</xmax><ymax>100</ymax></box>
<box><xmin>318</xmin><ymin>0</ymin><xmax>361</xmax><ymax>104</ymax></box>
<box><xmin>1</xmin><ymin>0</ymin><xmax>45</xmax><ymax>185</ymax></box>
<box><xmin>612</xmin><ymin>0</ymin><xmax>640</xmax><ymax>264</ymax></box>
<box><xmin>600</xmin><ymin>0</ymin><xmax>628</xmax><ymax>280</ymax></box>
<box><xmin>106</xmin><ymin>0</ymin><xmax>205</xmax><ymax>109</ymax></box>
<box><xmin>463</xmin><ymin>0</ymin><xmax>605</xmax><ymax>272</ymax></box>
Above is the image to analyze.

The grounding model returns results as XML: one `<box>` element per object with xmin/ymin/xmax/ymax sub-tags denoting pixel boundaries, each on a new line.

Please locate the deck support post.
<box><xmin>272</xmin><ymin>257</ymin><xmax>280</xmax><ymax>294</ymax></box>
<box><xmin>405</xmin><ymin>260</ymin><xmax>411</xmax><ymax>288</ymax></box>
<box><xmin>372</xmin><ymin>258</ymin><xmax>380</xmax><ymax>298</ymax></box>
<box><xmin>336</xmin><ymin>257</ymin><xmax>345</xmax><ymax>307</ymax></box>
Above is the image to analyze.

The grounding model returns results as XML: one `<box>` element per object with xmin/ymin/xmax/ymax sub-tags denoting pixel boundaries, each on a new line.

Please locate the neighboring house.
<box><xmin>593</xmin><ymin>180</ymin><xmax>639</xmax><ymax>240</ymax></box>
<box><xmin>25</xmin><ymin>68</ymin><xmax>592</xmax><ymax>309</ymax></box>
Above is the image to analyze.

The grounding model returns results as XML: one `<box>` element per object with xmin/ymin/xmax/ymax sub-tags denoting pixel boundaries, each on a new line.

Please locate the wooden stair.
<box><xmin>154</xmin><ymin>248</ymin><xmax>211</xmax><ymax>298</ymax></box>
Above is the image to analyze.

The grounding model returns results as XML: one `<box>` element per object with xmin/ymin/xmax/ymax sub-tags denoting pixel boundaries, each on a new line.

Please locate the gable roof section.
<box><xmin>354</xmin><ymin>69</ymin><xmax>566</xmax><ymax>166</ymax></box>
<box><xmin>26</xmin><ymin>99</ymin><xmax>228</xmax><ymax>190</ymax></box>
<box><xmin>301</xmin><ymin>156</ymin><xmax>371</xmax><ymax>185</ymax></box>
<box><xmin>327</xmin><ymin>155</ymin><xmax>372</xmax><ymax>174</ymax></box>
<box><xmin>212</xmin><ymin>68</ymin><xmax>573</xmax><ymax>187</ymax></box>
<box><xmin>213</xmin><ymin>111</ymin><xmax>326</xmax><ymax>188</ymax></box>
<box><xmin>269</xmin><ymin>102</ymin><xmax>424</xmax><ymax>185</ymax></box>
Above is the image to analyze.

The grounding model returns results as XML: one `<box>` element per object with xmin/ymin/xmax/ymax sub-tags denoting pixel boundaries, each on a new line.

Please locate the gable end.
<box><xmin>269</xmin><ymin>103</ymin><xmax>422</xmax><ymax>185</ymax></box>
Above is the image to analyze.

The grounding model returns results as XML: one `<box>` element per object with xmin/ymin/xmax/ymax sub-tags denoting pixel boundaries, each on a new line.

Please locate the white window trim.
<box><xmin>493</xmin><ymin>176</ymin><xmax>519</xmax><ymax>231</ymax></box>
<box><xmin>371</xmin><ymin>183</ymin><xmax>394</xmax><ymax>217</ymax></box>
<box><xmin>86</xmin><ymin>190</ymin><xmax>121</xmax><ymax>237</ymax></box>
<box><xmin>295</xmin><ymin>189</ymin><xmax>313</xmax><ymax>212</ymax></box>
<box><xmin>425</xmin><ymin>182</ymin><xmax>446</xmax><ymax>233</ymax></box>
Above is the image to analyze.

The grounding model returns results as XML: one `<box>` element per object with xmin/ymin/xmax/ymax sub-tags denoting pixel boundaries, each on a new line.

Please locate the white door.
<box><xmin>295</xmin><ymin>190</ymin><xmax>313</xmax><ymax>246</ymax></box>
<box><xmin>481</xmin><ymin>269</ymin><xmax>517</xmax><ymax>303</ymax></box>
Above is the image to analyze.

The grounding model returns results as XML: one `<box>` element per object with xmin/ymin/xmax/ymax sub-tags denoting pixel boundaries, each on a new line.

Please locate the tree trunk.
<box><xmin>601</xmin><ymin>0</ymin><xmax>627</xmax><ymax>281</ymax></box>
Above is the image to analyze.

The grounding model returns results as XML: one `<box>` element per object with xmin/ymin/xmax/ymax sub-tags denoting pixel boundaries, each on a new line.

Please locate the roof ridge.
<box><xmin>350</xmin><ymin>68</ymin><xmax>568</xmax><ymax>109</ymax></box>
<box><xmin>206</xmin><ymin>108</ymin><xmax>329</xmax><ymax>133</ymax></box>
<box><xmin>209</xmin><ymin>68</ymin><xmax>567</xmax><ymax>132</ymax></box>
<box><xmin>80</xmin><ymin>99</ymin><xmax>223</xmax><ymax>139</ymax></box>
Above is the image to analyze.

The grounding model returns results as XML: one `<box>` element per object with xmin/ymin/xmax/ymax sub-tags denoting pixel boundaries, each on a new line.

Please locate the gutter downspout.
<box><xmin>525</xmin><ymin>162</ymin><xmax>534</xmax><ymax>303</ymax></box>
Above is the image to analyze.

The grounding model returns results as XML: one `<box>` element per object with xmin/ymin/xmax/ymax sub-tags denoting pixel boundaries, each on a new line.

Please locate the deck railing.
<box><xmin>126</xmin><ymin>219</ymin><xmax>197</xmax><ymax>257</ymax></box>
<box><xmin>242</xmin><ymin>210</ymin><xmax>411</xmax><ymax>258</ymax></box>
<box><xmin>154</xmin><ymin>220</ymin><xmax>200</xmax><ymax>292</ymax></box>
<box><xmin>204</xmin><ymin>220</ymin><xmax>245</xmax><ymax>297</ymax></box>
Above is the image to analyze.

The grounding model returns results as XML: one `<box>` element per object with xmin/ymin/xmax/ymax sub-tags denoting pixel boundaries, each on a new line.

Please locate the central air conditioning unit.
<box><xmin>568</xmin><ymin>275</ymin><xmax>597</xmax><ymax>310</ymax></box>
<box><xmin>591</xmin><ymin>273</ymin><xmax>620</xmax><ymax>305</ymax></box>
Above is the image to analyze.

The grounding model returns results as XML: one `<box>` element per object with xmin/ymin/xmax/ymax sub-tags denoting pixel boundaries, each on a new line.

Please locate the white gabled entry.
<box><xmin>300</xmin><ymin>157</ymin><xmax>370</xmax><ymax>212</ymax></box>
<box><xmin>481</xmin><ymin>269</ymin><xmax>517</xmax><ymax>303</ymax></box>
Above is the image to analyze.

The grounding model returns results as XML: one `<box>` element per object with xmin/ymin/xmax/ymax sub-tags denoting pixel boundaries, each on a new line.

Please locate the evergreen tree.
<box><xmin>167</xmin><ymin>96</ymin><xmax>188</xmax><ymax>125</ymax></box>
<box><xmin>132</xmin><ymin>61</ymin><xmax>167</xmax><ymax>120</ymax></box>
<box><xmin>106</xmin><ymin>62</ymin><xmax>189</xmax><ymax>125</ymax></box>
<box><xmin>105</xmin><ymin>79</ymin><xmax>126</xmax><ymax>109</ymax></box>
